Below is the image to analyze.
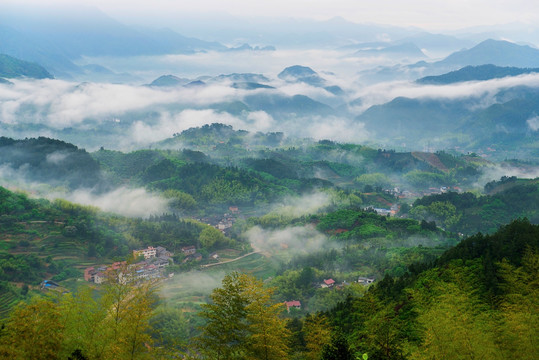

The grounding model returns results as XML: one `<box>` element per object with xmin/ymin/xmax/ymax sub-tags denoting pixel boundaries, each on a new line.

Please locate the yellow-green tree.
<box><xmin>497</xmin><ymin>249</ymin><xmax>539</xmax><ymax>359</ymax></box>
<box><xmin>0</xmin><ymin>267</ymin><xmax>159</xmax><ymax>360</ymax></box>
<box><xmin>196</xmin><ymin>272</ymin><xmax>289</xmax><ymax>360</ymax></box>
<box><xmin>244</xmin><ymin>277</ymin><xmax>290</xmax><ymax>360</ymax></box>
<box><xmin>303</xmin><ymin>314</ymin><xmax>332</xmax><ymax>360</ymax></box>
<box><xmin>0</xmin><ymin>297</ymin><xmax>64</xmax><ymax>360</ymax></box>
<box><xmin>408</xmin><ymin>267</ymin><xmax>501</xmax><ymax>360</ymax></box>
<box><xmin>100</xmin><ymin>267</ymin><xmax>157</xmax><ymax>360</ymax></box>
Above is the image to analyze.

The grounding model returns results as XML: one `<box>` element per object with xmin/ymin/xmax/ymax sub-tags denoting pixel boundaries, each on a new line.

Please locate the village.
<box><xmin>83</xmin><ymin>245</ymin><xmax>173</xmax><ymax>284</ymax></box>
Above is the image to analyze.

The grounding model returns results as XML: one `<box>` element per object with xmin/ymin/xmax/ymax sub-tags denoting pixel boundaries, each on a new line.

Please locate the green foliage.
<box><xmin>149</xmin><ymin>307</ymin><xmax>189</xmax><ymax>351</ymax></box>
<box><xmin>355</xmin><ymin>173</ymin><xmax>391</xmax><ymax>190</ymax></box>
<box><xmin>196</xmin><ymin>272</ymin><xmax>290</xmax><ymax>359</ymax></box>
<box><xmin>0</xmin><ymin>276</ymin><xmax>160</xmax><ymax>360</ymax></box>
<box><xmin>315</xmin><ymin>219</ymin><xmax>539</xmax><ymax>360</ymax></box>
<box><xmin>0</xmin><ymin>137</ymin><xmax>102</xmax><ymax>189</ymax></box>
<box><xmin>0</xmin><ymin>252</ymin><xmax>48</xmax><ymax>284</ymax></box>
<box><xmin>411</xmin><ymin>181</ymin><xmax>539</xmax><ymax>234</ymax></box>
<box><xmin>163</xmin><ymin>189</ymin><xmax>197</xmax><ymax>211</ymax></box>
<box><xmin>403</xmin><ymin>170</ymin><xmax>447</xmax><ymax>188</ymax></box>
<box><xmin>198</xmin><ymin>226</ymin><xmax>233</xmax><ymax>249</ymax></box>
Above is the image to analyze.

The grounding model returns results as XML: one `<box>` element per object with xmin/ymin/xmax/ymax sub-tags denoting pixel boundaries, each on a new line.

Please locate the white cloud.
<box><xmin>246</xmin><ymin>224</ymin><xmax>339</xmax><ymax>255</ymax></box>
<box><xmin>270</xmin><ymin>192</ymin><xmax>332</xmax><ymax>217</ymax></box>
<box><xmin>352</xmin><ymin>73</ymin><xmax>539</xmax><ymax>111</ymax></box>
<box><xmin>527</xmin><ymin>116</ymin><xmax>539</xmax><ymax>131</ymax></box>
<box><xmin>46</xmin><ymin>151</ymin><xmax>69</xmax><ymax>164</ymax></box>
<box><xmin>54</xmin><ymin>187</ymin><xmax>170</xmax><ymax>218</ymax></box>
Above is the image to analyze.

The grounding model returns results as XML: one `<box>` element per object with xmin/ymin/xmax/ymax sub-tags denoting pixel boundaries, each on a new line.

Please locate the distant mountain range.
<box><xmin>355</xmin><ymin>84</ymin><xmax>539</xmax><ymax>158</ymax></box>
<box><xmin>434</xmin><ymin>39</ymin><xmax>539</xmax><ymax>68</ymax></box>
<box><xmin>417</xmin><ymin>64</ymin><xmax>539</xmax><ymax>84</ymax></box>
<box><xmin>362</xmin><ymin>39</ymin><xmax>539</xmax><ymax>83</ymax></box>
<box><xmin>0</xmin><ymin>54</ymin><xmax>53</xmax><ymax>79</ymax></box>
<box><xmin>0</xmin><ymin>6</ymin><xmax>229</xmax><ymax>79</ymax></box>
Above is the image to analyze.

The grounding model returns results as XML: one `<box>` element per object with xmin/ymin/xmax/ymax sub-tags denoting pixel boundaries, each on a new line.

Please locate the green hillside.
<box><xmin>299</xmin><ymin>219</ymin><xmax>539</xmax><ymax>360</ymax></box>
<box><xmin>0</xmin><ymin>54</ymin><xmax>53</xmax><ymax>79</ymax></box>
<box><xmin>408</xmin><ymin>177</ymin><xmax>539</xmax><ymax>234</ymax></box>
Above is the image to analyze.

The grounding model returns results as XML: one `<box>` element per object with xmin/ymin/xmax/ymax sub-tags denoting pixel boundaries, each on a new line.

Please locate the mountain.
<box><xmin>0</xmin><ymin>137</ymin><xmax>102</xmax><ymax>189</ymax></box>
<box><xmin>360</xmin><ymin>39</ymin><xmax>539</xmax><ymax>84</ymax></box>
<box><xmin>356</xmin><ymin>96</ymin><xmax>474</xmax><ymax>141</ymax></box>
<box><xmin>278</xmin><ymin>65</ymin><xmax>326</xmax><ymax>86</ymax></box>
<box><xmin>243</xmin><ymin>93</ymin><xmax>334</xmax><ymax>117</ymax></box>
<box><xmin>436</xmin><ymin>39</ymin><xmax>539</xmax><ymax>68</ymax></box>
<box><xmin>0</xmin><ymin>54</ymin><xmax>53</xmax><ymax>79</ymax></box>
<box><xmin>211</xmin><ymin>73</ymin><xmax>270</xmax><ymax>83</ymax></box>
<box><xmin>394</xmin><ymin>32</ymin><xmax>475</xmax><ymax>55</ymax></box>
<box><xmin>136</xmin><ymin>27</ymin><xmax>226</xmax><ymax>53</ymax></box>
<box><xmin>355</xmin><ymin>85</ymin><xmax>539</xmax><ymax>158</ymax></box>
<box><xmin>232</xmin><ymin>82</ymin><xmax>275</xmax><ymax>90</ymax></box>
<box><xmin>417</xmin><ymin>64</ymin><xmax>539</xmax><ymax>84</ymax></box>
<box><xmin>0</xmin><ymin>5</ymin><xmax>228</xmax><ymax>78</ymax></box>
<box><xmin>0</xmin><ymin>24</ymin><xmax>81</xmax><ymax>79</ymax></box>
<box><xmin>341</xmin><ymin>33</ymin><xmax>472</xmax><ymax>57</ymax></box>
<box><xmin>149</xmin><ymin>75</ymin><xmax>191</xmax><ymax>87</ymax></box>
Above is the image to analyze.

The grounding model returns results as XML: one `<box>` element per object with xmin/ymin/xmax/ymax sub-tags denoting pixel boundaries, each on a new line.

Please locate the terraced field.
<box><xmin>0</xmin><ymin>289</ymin><xmax>21</xmax><ymax>319</ymax></box>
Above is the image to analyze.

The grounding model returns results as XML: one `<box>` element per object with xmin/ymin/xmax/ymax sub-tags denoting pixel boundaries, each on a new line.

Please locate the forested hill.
<box><xmin>0</xmin><ymin>137</ymin><xmax>102</xmax><ymax>189</ymax></box>
<box><xmin>407</xmin><ymin>177</ymin><xmax>539</xmax><ymax>235</ymax></box>
<box><xmin>304</xmin><ymin>219</ymin><xmax>538</xmax><ymax>359</ymax></box>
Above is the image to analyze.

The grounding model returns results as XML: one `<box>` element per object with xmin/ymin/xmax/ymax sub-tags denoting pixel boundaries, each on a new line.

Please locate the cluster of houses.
<box><xmin>84</xmin><ymin>246</ymin><xmax>173</xmax><ymax>284</ymax></box>
<box><xmin>180</xmin><ymin>245</ymin><xmax>203</xmax><ymax>263</ymax></box>
<box><xmin>384</xmin><ymin>186</ymin><xmax>463</xmax><ymax>200</ymax></box>
<box><xmin>197</xmin><ymin>206</ymin><xmax>240</xmax><ymax>235</ymax></box>
<box><xmin>320</xmin><ymin>276</ymin><xmax>375</xmax><ymax>289</ymax></box>
<box><xmin>284</xmin><ymin>276</ymin><xmax>376</xmax><ymax>312</ymax></box>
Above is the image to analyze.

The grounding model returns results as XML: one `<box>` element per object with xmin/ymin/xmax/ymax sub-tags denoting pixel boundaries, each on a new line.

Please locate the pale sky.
<box><xmin>4</xmin><ymin>0</ymin><xmax>539</xmax><ymax>31</ymax></box>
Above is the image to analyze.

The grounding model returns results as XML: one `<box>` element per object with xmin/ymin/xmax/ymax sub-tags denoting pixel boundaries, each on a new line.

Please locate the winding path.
<box><xmin>200</xmin><ymin>251</ymin><xmax>261</xmax><ymax>268</ymax></box>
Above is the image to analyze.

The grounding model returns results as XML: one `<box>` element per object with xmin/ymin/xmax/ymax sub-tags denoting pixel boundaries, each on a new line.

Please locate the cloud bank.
<box><xmin>56</xmin><ymin>187</ymin><xmax>170</xmax><ymax>218</ymax></box>
<box><xmin>246</xmin><ymin>224</ymin><xmax>339</xmax><ymax>255</ymax></box>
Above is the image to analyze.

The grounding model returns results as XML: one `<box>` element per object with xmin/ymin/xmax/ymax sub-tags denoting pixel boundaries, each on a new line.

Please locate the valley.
<box><xmin>0</xmin><ymin>2</ymin><xmax>538</xmax><ymax>359</ymax></box>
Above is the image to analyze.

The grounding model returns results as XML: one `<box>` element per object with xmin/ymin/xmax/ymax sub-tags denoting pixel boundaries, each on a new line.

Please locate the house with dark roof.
<box><xmin>181</xmin><ymin>246</ymin><xmax>196</xmax><ymax>255</ymax></box>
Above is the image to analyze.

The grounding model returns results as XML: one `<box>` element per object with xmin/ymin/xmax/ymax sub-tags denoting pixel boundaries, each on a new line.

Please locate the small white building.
<box><xmin>358</xmin><ymin>277</ymin><xmax>375</xmax><ymax>285</ymax></box>
<box><xmin>133</xmin><ymin>246</ymin><xmax>157</xmax><ymax>259</ymax></box>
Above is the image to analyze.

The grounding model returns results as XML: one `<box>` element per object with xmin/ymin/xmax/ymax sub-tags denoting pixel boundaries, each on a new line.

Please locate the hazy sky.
<box><xmin>5</xmin><ymin>0</ymin><xmax>539</xmax><ymax>31</ymax></box>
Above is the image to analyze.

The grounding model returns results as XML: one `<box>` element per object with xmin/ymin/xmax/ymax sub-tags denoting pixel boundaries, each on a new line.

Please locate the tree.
<box><xmin>244</xmin><ymin>277</ymin><xmax>290</xmax><ymax>360</ymax></box>
<box><xmin>163</xmin><ymin>189</ymin><xmax>197</xmax><ymax>211</ymax></box>
<box><xmin>497</xmin><ymin>249</ymin><xmax>539</xmax><ymax>359</ymax></box>
<box><xmin>198</xmin><ymin>226</ymin><xmax>231</xmax><ymax>249</ymax></box>
<box><xmin>320</xmin><ymin>333</ymin><xmax>353</xmax><ymax>360</ymax></box>
<box><xmin>100</xmin><ymin>267</ymin><xmax>157</xmax><ymax>360</ymax></box>
<box><xmin>303</xmin><ymin>314</ymin><xmax>332</xmax><ymax>360</ymax></box>
<box><xmin>149</xmin><ymin>307</ymin><xmax>189</xmax><ymax>352</ymax></box>
<box><xmin>408</xmin><ymin>269</ymin><xmax>501</xmax><ymax>360</ymax></box>
<box><xmin>355</xmin><ymin>173</ymin><xmax>391</xmax><ymax>191</ymax></box>
<box><xmin>196</xmin><ymin>272</ymin><xmax>289</xmax><ymax>360</ymax></box>
<box><xmin>0</xmin><ymin>297</ymin><xmax>64</xmax><ymax>359</ymax></box>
